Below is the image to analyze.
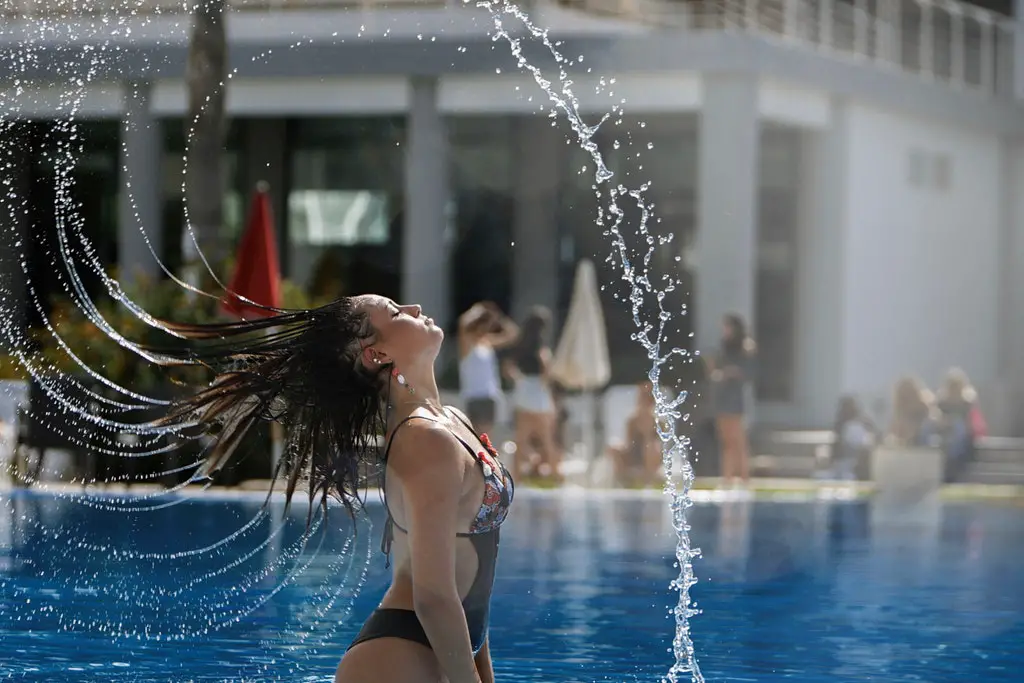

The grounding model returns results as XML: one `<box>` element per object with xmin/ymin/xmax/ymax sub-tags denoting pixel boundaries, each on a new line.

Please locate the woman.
<box><xmin>888</xmin><ymin>376</ymin><xmax>937</xmax><ymax>447</ymax></box>
<box><xmin>607</xmin><ymin>381</ymin><xmax>663</xmax><ymax>487</ymax></box>
<box><xmin>158</xmin><ymin>295</ymin><xmax>514</xmax><ymax>683</ymax></box>
<box><xmin>504</xmin><ymin>306</ymin><xmax>561</xmax><ymax>481</ymax></box>
<box><xmin>457</xmin><ymin>301</ymin><xmax>518</xmax><ymax>436</ymax></box>
<box><xmin>709</xmin><ymin>313</ymin><xmax>756</xmax><ymax>487</ymax></box>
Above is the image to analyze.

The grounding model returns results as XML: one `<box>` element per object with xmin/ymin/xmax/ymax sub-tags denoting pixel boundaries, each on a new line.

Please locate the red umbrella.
<box><xmin>222</xmin><ymin>183</ymin><xmax>282</xmax><ymax>319</ymax></box>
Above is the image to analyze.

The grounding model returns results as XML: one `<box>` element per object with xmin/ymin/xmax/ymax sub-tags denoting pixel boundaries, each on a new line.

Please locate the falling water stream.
<box><xmin>0</xmin><ymin>1</ymin><xmax>704</xmax><ymax>680</ymax></box>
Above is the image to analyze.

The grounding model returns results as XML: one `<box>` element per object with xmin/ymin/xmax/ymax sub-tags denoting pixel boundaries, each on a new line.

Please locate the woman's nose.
<box><xmin>409</xmin><ymin>305</ymin><xmax>422</xmax><ymax>317</ymax></box>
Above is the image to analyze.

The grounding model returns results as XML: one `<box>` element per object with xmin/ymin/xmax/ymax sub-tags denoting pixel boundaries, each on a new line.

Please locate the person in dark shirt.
<box><xmin>709</xmin><ymin>314</ymin><xmax>756</xmax><ymax>487</ymax></box>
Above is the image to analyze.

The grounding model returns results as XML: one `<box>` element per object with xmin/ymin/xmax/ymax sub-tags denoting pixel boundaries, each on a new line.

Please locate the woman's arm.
<box><xmin>474</xmin><ymin>637</ymin><xmax>494</xmax><ymax>683</ymax></box>
<box><xmin>501</xmin><ymin>357</ymin><xmax>520</xmax><ymax>383</ymax></box>
<box><xmin>539</xmin><ymin>346</ymin><xmax>553</xmax><ymax>376</ymax></box>
<box><xmin>485</xmin><ymin>320</ymin><xmax>519</xmax><ymax>350</ymax></box>
<box><xmin>390</xmin><ymin>423</ymin><xmax>482</xmax><ymax>683</ymax></box>
<box><xmin>478</xmin><ymin>302</ymin><xmax>519</xmax><ymax>350</ymax></box>
<box><xmin>457</xmin><ymin>305</ymin><xmax>490</xmax><ymax>358</ymax></box>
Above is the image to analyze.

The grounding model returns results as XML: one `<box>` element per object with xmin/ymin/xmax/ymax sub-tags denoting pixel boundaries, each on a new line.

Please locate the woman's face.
<box><xmin>357</xmin><ymin>295</ymin><xmax>444</xmax><ymax>368</ymax></box>
<box><xmin>721</xmin><ymin>318</ymin><xmax>735</xmax><ymax>341</ymax></box>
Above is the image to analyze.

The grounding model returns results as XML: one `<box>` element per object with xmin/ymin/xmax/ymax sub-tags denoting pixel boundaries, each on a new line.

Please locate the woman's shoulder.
<box><xmin>388</xmin><ymin>413</ymin><xmax>463</xmax><ymax>464</ymax></box>
<box><xmin>444</xmin><ymin>405</ymin><xmax>474</xmax><ymax>428</ymax></box>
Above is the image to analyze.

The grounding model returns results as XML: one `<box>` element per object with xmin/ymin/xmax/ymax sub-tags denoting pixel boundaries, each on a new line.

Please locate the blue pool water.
<box><xmin>1</xmin><ymin>489</ymin><xmax>1022</xmax><ymax>682</ymax></box>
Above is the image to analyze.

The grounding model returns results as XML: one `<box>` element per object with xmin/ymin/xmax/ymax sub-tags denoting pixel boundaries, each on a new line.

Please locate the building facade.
<box><xmin>1</xmin><ymin>0</ymin><xmax>1022</xmax><ymax>430</ymax></box>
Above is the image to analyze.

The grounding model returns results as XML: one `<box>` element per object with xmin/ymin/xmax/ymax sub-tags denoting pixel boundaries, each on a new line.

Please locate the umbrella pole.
<box><xmin>582</xmin><ymin>391</ymin><xmax>597</xmax><ymax>481</ymax></box>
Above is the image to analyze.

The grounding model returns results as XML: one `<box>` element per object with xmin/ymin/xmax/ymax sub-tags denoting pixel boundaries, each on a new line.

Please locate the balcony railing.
<box><xmin>563</xmin><ymin>0</ymin><xmax>1017</xmax><ymax>99</ymax></box>
<box><xmin>1</xmin><ymin>0</ymin><xmax>1017</xmax><ymax>100</ymax></box>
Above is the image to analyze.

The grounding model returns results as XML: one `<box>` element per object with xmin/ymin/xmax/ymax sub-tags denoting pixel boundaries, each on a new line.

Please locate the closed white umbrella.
<box><xmin>550</xmin><ymin>259</ymin><xmax>611</xmax><ymax>390</ymax></box>
<box><xmin>550</xmin><ymin>259</ymin><xmax>611</xmax><ymax>475</ymax></box>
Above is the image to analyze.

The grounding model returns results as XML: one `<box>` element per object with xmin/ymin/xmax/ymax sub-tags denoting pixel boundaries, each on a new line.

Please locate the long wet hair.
<box><xmin>153</xmin><ymin>297</ymin><xmax>390</xmax><ymax>522</ymax></box>
<box><xmin>721</xmin><ymin>313</ymin><xmax>755</xmax><ymax>356</ymax></box>
<box><xmin>511</xmin><ymin>306</ymin><xmax>550</xmax><ymax>369</ymax></box>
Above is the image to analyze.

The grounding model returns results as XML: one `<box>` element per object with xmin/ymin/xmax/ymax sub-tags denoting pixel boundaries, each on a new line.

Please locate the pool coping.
<box><xmin>1</xmin><ymin>477</ymin><xmax>1021</xmax><ymax>505</ymax></box>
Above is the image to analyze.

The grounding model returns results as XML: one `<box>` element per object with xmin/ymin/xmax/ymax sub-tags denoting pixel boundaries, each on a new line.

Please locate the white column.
<box><xmin>511</xmin><ymin>115</ymin><xmax>561</xmax><ymax>322</ymax></box>
<box><xmin>118</xmin><ymin>81</ymin><xmax>162</xmax><ymax>286</ymax></box>
<box><xmin>794</xmin><ymin>100</ymin><xmax>850</xmax><ymax>426</ymax></box>
<box><xmin>694</xmin><ymin>74</ymin><xmax>760</xmax><ymax>352</ymax></box>
<box><xmin>402</xmin><ymin>77</ymin><xmax>451</xmax><ymax>329</ymax></box>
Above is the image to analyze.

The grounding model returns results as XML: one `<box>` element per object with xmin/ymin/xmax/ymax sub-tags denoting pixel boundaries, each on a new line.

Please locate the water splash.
<box><xmin>475</xmin><ymin>1</ymin><xmax>704</xmax><ymax>680</ymax></box>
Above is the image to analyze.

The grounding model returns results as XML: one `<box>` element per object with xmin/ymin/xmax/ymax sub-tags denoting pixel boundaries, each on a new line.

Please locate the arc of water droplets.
<box><xmin>0</xmin><ymin>6</ymin><xmax>382</xmax><ymax>672</ymax></box>
<box><xmin>2</xmin><ymin>0</ymin><xmax>703</xmax><ymax>675</ymax></box>
<box><xmin>46</xmin><ymin>514</ymin><xmax>326</xmax><ymax>640</ymax></box>
<box><xmin>475</xmin><ymin>1</ymin><xmax>704</xmax><ymax>680</ymax></box>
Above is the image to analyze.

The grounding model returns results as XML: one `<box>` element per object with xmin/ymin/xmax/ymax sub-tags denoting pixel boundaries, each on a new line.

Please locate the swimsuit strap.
<box><xmin>380</xmin><ymin>414</ymin><xmax>438</xmax><ymax>567</ymax></box>
<box><xmin>379</xmin><ymin>412</ymin><xmax>483</xmax><ymax>566</ymax></box>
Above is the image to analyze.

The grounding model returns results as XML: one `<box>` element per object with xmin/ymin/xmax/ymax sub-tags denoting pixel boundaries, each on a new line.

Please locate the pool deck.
<box><xmin>2</xmin><ymin>476</ymin><xmax>1022</xmax><ymax>503</ymax></box>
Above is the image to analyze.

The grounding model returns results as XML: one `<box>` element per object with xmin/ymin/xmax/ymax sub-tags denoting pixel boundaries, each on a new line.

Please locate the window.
<box><xmin>908</xmin><ymin>148</ymin><xmax>952</xmax><ymax>192</ymax></box>
<box><xmin>288</xmin><ymin>189</ymin><xmax>390</xmax><ymax>247</ymax></box>
<box><xmin>286</xmin><ymin>118</ymin><xmax>405</xmax><ymax>300</ymax></box>
<box><xmin>908</xmin><ymin>148</ymin><xmax>928</xmax><ymax>187</ymax></box>
<box><xmin>932</xmin><ymin>153</ymin><xmax>952</xmax><ymax>191</ymax></box>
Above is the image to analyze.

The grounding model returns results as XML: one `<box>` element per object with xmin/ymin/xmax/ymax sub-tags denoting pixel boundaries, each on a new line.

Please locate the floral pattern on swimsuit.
<box><xmin>467</xmin><ymin>432</ymin><xmax>514</xmax><ymax>534</ymax></box>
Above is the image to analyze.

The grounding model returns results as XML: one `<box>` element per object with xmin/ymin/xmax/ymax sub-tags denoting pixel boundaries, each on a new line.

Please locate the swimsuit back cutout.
<box><xmin>378</xmin><ymin>408</ymin><xmax>515</xmax><ymax>563</ymax></box>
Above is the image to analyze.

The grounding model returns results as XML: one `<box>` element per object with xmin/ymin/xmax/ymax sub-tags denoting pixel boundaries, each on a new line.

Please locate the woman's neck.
<box><xmin>387</xmin><ymin>365</ymin><xmax>443</xmax><ymax>415</ymax></box>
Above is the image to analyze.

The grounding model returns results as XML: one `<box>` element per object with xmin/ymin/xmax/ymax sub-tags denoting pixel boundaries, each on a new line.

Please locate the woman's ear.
<box><xmin>362</xmin><ymin>345</ymin><xmax>390</xmax><ymax>368</ymax></box>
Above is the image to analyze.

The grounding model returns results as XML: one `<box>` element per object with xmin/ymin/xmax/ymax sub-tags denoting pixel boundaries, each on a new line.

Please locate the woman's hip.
<box><xmin>337</xmin><ymin>635</ymin><xmax>442</xmax><ymax>683</ymax></box>
<box><xmin>513</xmin><ymin>376</ymin><xmax>554</xmax><ymax>413</ymax></box>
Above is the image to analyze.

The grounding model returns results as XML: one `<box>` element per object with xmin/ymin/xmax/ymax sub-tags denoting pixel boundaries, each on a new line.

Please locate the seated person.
<box><xmin>887</xmin><ymin>376</ymin><xmax>938</xmax><ymax>447</ymax></box>
<box><xmin>936</xmin><ymin>367</ymin><xmax>986</xmax><ymax>481</ymax></box>
<box><xmin>606</xmin><ymin>382</ymin><xmax>663</xmax><ymax>487</ymax></box>
<box><xmin>824</xmin><ymin>395</ymin><xmax>875</xmax><ymax>480</ymax></box>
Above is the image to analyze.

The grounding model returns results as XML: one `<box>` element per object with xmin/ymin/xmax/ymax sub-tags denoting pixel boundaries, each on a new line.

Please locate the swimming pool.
<box><xmin>1</xmin><ymin>489</ymin><xmax>1022</xmax><ymax>682</ymax></box>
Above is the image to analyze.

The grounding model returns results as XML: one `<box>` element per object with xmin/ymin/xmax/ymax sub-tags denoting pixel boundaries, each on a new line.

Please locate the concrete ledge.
<box><xmin>871</xmin><ymin>446</ymin><xmax>945</xmax><ymax>497</ymax></box>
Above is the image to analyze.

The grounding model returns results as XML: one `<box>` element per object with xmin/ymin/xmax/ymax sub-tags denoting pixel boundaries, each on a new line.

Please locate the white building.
<box><xmin>0</xmin><ymin>0</ymin><xmax>1022</xmax><ymax>431</ymax></box>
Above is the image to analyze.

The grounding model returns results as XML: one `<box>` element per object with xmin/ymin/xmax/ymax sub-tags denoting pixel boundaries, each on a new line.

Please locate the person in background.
<box><xmin>936</xmin><ymin>367</ymin><xmax>986</xmax><ymax>482</ymax></box>
<box><xmin>887</xmin><ymin>376</ymin><xmax>938</xmax><ymax>447</ymax></box>
<box><xmin>504</xmin><ymin>306</ymin><xmax>562</xmax><ymax>482</ymax></box>
<box><xmin>709</xmin><ymin>314</ymin><xmax>756</xmax><ymax>487</ymax></box>
<box><xmin>826</xmin><ymin>395</ymin><xmax>875</xmax><ymax>480</ymax></box>
<box><xmin>457</xmin><ymin>302</ymin><xmax>518</xmax><ymax>437</ymax></box>
<box><xmin>549</xmin><ymin>382</ymin><xmax>570</xmax><ymax>454</ymax></box>
<box><xmin>606</xmin><ymin>381</ymin><xmax>663</xmax><ymax>487</ymax></box>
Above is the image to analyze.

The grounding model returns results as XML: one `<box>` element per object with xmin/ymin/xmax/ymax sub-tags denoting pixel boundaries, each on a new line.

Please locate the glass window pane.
<box><xmin>288</xmin><ymin>189</ymin><xmax>390</xmax><ymax>246</ymax></box>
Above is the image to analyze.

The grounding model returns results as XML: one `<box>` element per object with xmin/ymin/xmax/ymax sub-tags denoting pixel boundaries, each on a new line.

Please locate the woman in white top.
<box><xmin>457</xmin><ymin>302</ymin><xmax>518</xmax><ymax>437</ymax></box>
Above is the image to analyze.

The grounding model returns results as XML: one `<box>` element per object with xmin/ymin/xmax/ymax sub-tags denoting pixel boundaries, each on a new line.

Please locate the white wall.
<box><xmin>839</xmin><ymin>104</ymin><xmax>1002</xmax><ymax>411</ymax></box>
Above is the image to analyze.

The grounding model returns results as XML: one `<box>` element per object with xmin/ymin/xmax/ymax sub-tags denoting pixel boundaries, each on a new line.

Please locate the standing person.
<box><xmin>457</xmin><ymin>302</ymin><xmax>518</xmax><ymax>437</ymax></box>
<box><xmin>157</xmin><ymin>295</ymin><xmax>514</xmax><ymax>683</ymax></box>
<box><xmin>709</xmin><ymin>313</ymin><xmax>756</xmax><ymax>487</ymax></box>
<box><xmin>504</xmin><ymin>306</ymin><xmax>562</xmax><ymax>482</ymax></box>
